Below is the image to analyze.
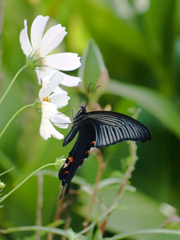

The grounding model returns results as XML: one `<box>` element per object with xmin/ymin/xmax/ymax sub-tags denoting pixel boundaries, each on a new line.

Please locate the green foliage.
<box><xmin>1</xmin><ymin>0</ymin><xmax>180</xmax><ymax>239</ymax></box>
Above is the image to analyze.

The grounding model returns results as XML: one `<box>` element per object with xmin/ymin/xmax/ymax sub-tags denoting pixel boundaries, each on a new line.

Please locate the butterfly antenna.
<box><xmin>86</xmin><ymin>83</ymin><xmax>93</xmax><ymax>106</ymax></box>
<box><xmin>87</xmin><ymin>85</ymin><xmax>100</xmax><ymax>105</ymax></box>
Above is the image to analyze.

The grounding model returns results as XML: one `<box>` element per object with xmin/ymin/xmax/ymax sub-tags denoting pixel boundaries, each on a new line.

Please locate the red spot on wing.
<box><xmin>86</xmin><ymin>150</ymin><xmax>90</xmax><ymax>154</ymax></box>
<box><xmin>91</xmin><ymin>141</ymin><xmax>96</xmax><ymax>147</ymax></box>
<box><xmin>65</xmin><ymin>157</ymin><xmax>74</xmax><ymax>167</ymax></box>
<box><xmin>64</xmin><ymin>171</ymin><xmax>69</xmax><ymax>174</ymax></box>
<box><xmin>68</xmin><ymin>157</ymin><xmax>73</xmax><ymax>163</ymax></box>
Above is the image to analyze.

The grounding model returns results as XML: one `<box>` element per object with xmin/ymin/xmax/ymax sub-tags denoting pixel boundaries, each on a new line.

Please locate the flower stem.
<box><xmin>0</xmin><ymin>64</ymin><xmax>28</xmax><ymax>105</ymax></box>
<box><xmin>0</xmin><ymin>163</ymin><xmax>57</xmax><ymax>203</ymax></box>
<box><xmin>0</xmin><ymin>103</ymin><xmax>34</xmax><ymax>138</ymax></box>
<box><xmin>0</xmin><ymin>167</ymin><xmax>15</xmax><ymax>176</ymax></box>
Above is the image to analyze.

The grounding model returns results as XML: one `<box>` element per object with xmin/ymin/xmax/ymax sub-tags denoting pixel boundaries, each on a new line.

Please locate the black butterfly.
<box><xmin>58</xmin><ymin>104</ymin><xmax>151</xmax><ymax>198</ymax></box>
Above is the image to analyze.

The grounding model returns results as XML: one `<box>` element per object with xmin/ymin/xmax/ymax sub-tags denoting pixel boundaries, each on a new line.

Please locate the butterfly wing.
<box><xmin>58</xmin><ymin>122</ymin><xmax>96</xmax><ymax>198</ymax></box>
<box><xmin>59</xmin><ymin>110</ymin><xmax>151</xmax><ymax>198</ymax></box>
<box><xmin>86</xmin><ymin>111</ymin><xmax>151</xmax><ymax>148</ymax></box>
<box><xmin>62</xmin><ymin>125</ymin><xmax>79</xmax><ymax>147</ymax></box>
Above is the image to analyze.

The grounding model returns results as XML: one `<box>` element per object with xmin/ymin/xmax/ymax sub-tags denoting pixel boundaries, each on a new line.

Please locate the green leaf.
<box><xmin>94</xmin><ymin>228</ymin><xmax>103</xmax><ymax>240</ymax></box>
<box><xmin>145</xmin><ymin>0</ymin><xmax>176</xmax><ymax>55</ymax></box>
<box><xmin>76</xmin><ymin>0</ymin><xmax>151</xmax><ymax>63</ymax></box>
<box><xmin>87</xmin><ymin>226</ymin><xmax>94</xmax><ymax>240</ymax></box>
<box><xmin>0</xmin><ymin>150</ymin><xmax>20</xmax><ymax>178</ymax></box>
<box><xmin>78</xmin><ymin>39</ymin><xmax>105</xmax><ymax>87</ymax></box>
<box><xmin>104</xmin><ymin>228</ymin><xmax>180</xmax><ymax>240</ymax></box>
<box><xmin>75</xmin><ymin>189</ymin><xmax>166</xmax><ymax>233</ymax></box>
<box><xmin>108</xmin><ymin>79</ymin><xmax>180</xmax><ymax>139</ymax></box>
<box><xmin>0</xmin><ymin>226</ymin><xmax>71</xmax><ymax>238</ymax></box>
<box><xmin>144</xmin><ymin>0</ymin><xmax>177</xmax><ymax>95</ymax></box>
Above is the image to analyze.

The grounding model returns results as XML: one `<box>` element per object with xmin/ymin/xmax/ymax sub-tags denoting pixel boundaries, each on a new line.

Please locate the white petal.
<box><xmin>19</xmin><ymin>19</ymin><xmax>32</xmax><ymax>56</ymax></box>
<box><xmin>42</xmin><ymin>71</ymin><xmax>64</xmax><ymax>97</ymax></box>
<box><xmin>60</xmin><ymin>73</ymin><xmax>81</xmax><ymax>87</ymax></box>
<box><xmin>40</xmin><ymin>117</ymin><xmax>64</xmax><ymax>140</ymax></box>
<box><xmin>54</xmin><ymin>86</ymin><xmax>67</xmax><ymax>94</ymax></box>
<box><xmin>45</xmin><ymin>53</ymin><xmax>81</xmax><ymax>71</ymax></box>
<box><xmin>51</xmin><ymin>91</ymin><xmax>70</xmax><ymax>109</ymax></box>
<box><xmin>31</xmin><ymin>15</ymin><xmax>49</xmax><ymax>51</ymax></box>
<box><xmin>51</xmin><ymin>113</ymin><xmax>71</xmax><ymax>129</ymax></box>
<box><xmin>35</xmin><ymin>69</ymin><xmax>42</xmax><ymax>85</ymax></box>
<box><xmin>42</xmin><ymin>102</ymin><xmax>57</xmax><ymax>119</ymax></box>
<box><xmin>35</xmin><ymin>67</ymin><xmax>53</xmax><ymax>84</ymax></box>
<box><xmin>40</xmin><ymin>24</ymin><xmax>67</xmax><ymax>56</ymax></box>
<box><xmin>39</xmin><ymin>86</ymin><xmax>46</xmax><ymax>101</ymax></box>
<box><xmin>41</xmin><ymin>75</ymin><xmax>50</xmax><ymax>88</ymax></box>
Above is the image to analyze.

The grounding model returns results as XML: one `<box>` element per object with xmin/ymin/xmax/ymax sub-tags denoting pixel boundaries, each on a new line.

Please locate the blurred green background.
<box><xmin>0</xmin><ymin>0</ymin><xmax>180</xmax><ymax>239</ymax></box>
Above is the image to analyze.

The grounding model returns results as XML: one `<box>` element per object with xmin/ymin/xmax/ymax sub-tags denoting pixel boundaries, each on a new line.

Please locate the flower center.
<box><xmin>43</xmin><ymin>96</ymin><xmax>51</xmax><ymax>102</ymax></box>
<box><xmin>27</xmin><ymin>49</ymin><xmax>46</xmax><ymax>69</ymax></box>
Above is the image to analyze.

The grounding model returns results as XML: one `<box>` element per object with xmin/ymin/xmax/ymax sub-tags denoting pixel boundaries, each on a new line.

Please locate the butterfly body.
<box><xmin>58</xmin><ymin>104</ymin><xmax>151</xmax><ymax>198</ymax></box>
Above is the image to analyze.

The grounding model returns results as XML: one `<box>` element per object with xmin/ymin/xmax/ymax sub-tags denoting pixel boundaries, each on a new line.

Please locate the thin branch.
<box><xmin>84</xmin><ymin>150</ymin><xmax>105</xmax><ymax>229</ymax></box>
<box><xmin>75</xmin><ymin>202</ymin><xmax>116</xmax><ymax>238</ymax></box>
<box><xmin>62</xmin><ymin>217</ymin><xmax>71</xmax><ymax>240</ymax></box>
<box><xmin>100</xmin><ymin>141</ymin><xmax>138</xmax><ymax>235</ymax></box>
<box><xmin>47</xmin><ymin>189</ymin><xmax>72</xmax><ymax>240</ymax></box>
<box><xmin>36</xmin><ymin>174</ymin><xmax>43</xmax><ymax>240</ymax></box>
<box><xmin>76</xmin><ymin>142</ymin><xmax>138</xmax><ymax>238</ymax></box>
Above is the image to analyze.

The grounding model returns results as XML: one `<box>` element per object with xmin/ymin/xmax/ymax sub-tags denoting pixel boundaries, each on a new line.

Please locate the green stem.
<box><xmin>0</xmin><ymin>167</ymin><xmax>15</xmax><ymax>176</ymax></box>
<box><xmin>0</xmin><ymin>225</ymin><xmax>70</xmax><ymax>238</ymax></box>
<box><xmin>0</xmin><ymin>163</ymin><xmax>57</xmax><ymax>203</ymax></box>
<box><xmin>0</xmin><ymin>103</ymin><xmax>34</xmax><ymax>138</ymax></box>
<box><xmin>0</xmin><ymin>64</ymin><xmax>28</xmax><ymax>105</ymax></box>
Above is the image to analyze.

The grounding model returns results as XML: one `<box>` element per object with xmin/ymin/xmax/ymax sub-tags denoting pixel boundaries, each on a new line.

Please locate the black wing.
<box><xmin>85</xmin><ymin>111</ymin><xmax>151</xmax><ymax>148</ymax></box>
<box><xmin>63</xmin><ymin>125</ymin><xmax>79</xmax><ymax>147</ymax></box>
<box><xmin>58</xmin><ymin>122</ymin><xmax>96</xmax><ymax>198</ymax></box>
<box><xmin>59</xmin><ymin>110</ymin><xmax>151</xmax><ymax>198</ymax></box>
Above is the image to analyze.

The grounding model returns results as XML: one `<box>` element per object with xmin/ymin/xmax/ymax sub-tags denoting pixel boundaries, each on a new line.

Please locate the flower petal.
<box><xmin>51</xmin><ymin>113</ymin><xmax>71</xmax><ymax>129</ymax></box>
<box><xmin>40</xmin><ymin>24</ymin><xmax>67</xmax><ymax>56</ymax></box>
<box><xmin>31</xmin><ymin>15</ymin><xmax>49</xmax><ymax>51</ymax></box>
<box><xmin>39</xmin><ymin>86</ymin><xmax>46</xmax><ymax>101</ymax></box>
<box><xmin>19</xmin><ymin>19</ymin><xmax>32</xmax><ymax>56</ymax></box>
<box><xmin>42</xmin><ymin>102</ymin><xmax>57</xmax><ymax>119</ymax></box>
<box><xmin>45</xmin><ymin>53</ymin><xmax>81</xmax><ymax>71</ymax></box>
<box><xmin>40</xmin><ymin>117</ymin><xmax>64</xmax><ymax>140</ymax></box>
<box><xmin>35</xmin><ymin>67</ymin><xmax>53</xmax><ymax>84</ymax></box>
<box><xmin>60</xmin><ymin>73</ymin><xmax>81</xmax><ymax>87</ymax></box>
<box><xmin>42</xmin><ymin>71</ymin><xmax>64</xmax><ymax>97</ymax></box>
<box><xmin>51</xmin><ymin>91</ymin><xmax>70</xmax><ymax>109</ymax></box>
<box><xmin>54</xmin><ymin>86</ymin><xmax>67</xmax><ymax>94</ymax></box>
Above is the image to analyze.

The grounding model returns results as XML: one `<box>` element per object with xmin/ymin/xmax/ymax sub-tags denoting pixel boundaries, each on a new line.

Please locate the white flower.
<box><xmin>20</xmin><ymin>15</ymin><xmax>81</xmax><ymax>86</ymax></box>
<box><xmin>38</xmin><ymin>71</ymin><xmax>71</xmax><ymax>140</ymax></box>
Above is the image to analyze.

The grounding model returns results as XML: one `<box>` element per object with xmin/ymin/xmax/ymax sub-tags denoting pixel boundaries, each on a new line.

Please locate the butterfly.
<box><xmin>58</xmin><ymin>104</ymin><xmax>151</xmax><ymax>198</ymax></box>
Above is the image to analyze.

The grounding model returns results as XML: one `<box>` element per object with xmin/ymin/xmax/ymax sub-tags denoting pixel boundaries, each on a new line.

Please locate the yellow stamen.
<box><xmin>43</xmin><ymin>96</ymin><xmax>51</xmax><ymax>102</ymax></box>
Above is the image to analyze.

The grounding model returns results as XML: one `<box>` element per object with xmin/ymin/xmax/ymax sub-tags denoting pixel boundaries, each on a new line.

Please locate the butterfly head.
<box><xmin>80</xmin><ymin>104</ymin><xmax>86</xmax><ymax>111</ymax></box>
<box><xmin>73</xmin><ymin>104</ymin><xmax>87</xmax><ymax>122</ymax></box>
<box><xmin>78</xmin><ymin>104</ymin><xmax>87</xmax><ymax>115</ymax></box>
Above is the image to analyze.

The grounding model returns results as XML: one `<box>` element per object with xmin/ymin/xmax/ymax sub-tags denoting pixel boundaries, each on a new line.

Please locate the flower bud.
<box><xmin>55</xmin><ymin>156</ymin><xmax>66</xmax><ymax>171</ymax></box>
<box><xmin>0</xmin><ymin>181</ymin><xmax>6</xmax><ymax>189</ymax></box>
